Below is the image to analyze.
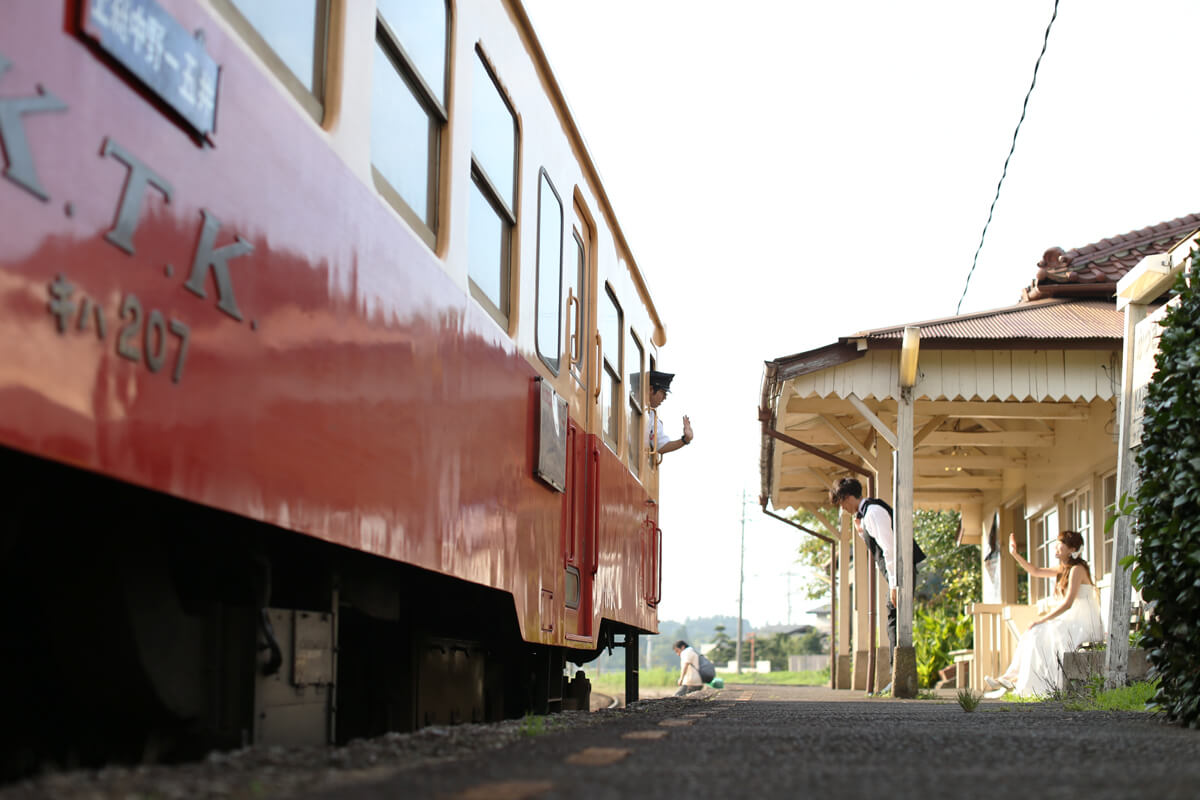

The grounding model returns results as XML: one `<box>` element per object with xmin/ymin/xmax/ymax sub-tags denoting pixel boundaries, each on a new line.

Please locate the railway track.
<box><xmin>590</xmin><ymin>692</ymin><xmax>621</xmax><ymax>711</ymax></box>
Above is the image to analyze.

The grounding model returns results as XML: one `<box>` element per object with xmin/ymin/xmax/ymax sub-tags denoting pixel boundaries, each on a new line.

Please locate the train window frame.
<box><xmin>567</xmin><ymin>230</ymin><xmax>587</xmax><ymax>384</ymax></box>
<box><xmin>535</xmin><ymin>170</ymin><xmax>564</xmax><ymax>374</ymax></box>
<box><xmin>370</xmin><ymin>0</ymin><xmax>451</xmax><ymax>249</ymax></box>
<box><xmin>212</xmin><ymin>0</ymin><xmax>331</xmax><ymax>124</ymax></box>
<box><xmin>467</xmin><ymin>47</ymin><xmax>519</xmax><ymax>329</ymax></box>
<box><xmin>600</xmin><ymin>283</ymin><xmax>623</xmax><ymax>447</ymax></box>
<box><xmin>626</xmin><ymin>330</ymin><xmax>644</xmax><ymax>472</ymax></box>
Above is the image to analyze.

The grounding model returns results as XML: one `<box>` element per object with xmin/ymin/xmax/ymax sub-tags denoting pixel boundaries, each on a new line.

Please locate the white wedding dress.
<box><xmin>1002</xmin><ymin>585</ymin><xmax>1105</xmax><ymax>696</ymax></box>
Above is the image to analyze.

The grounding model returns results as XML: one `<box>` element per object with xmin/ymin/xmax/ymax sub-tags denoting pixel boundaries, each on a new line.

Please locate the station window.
<box><xmin>535</xmin><ymin>172</ymin><xmax>563</xmax><ymax>372</ymax></box>
<box><xmin>599</xmin><ymin>285</ymin><xmax>623</xmax><ymax>445</ymax></box>
<box><xmin>1100</xmin><ymin>472</ymin><xmax>1117</xmax><ymax>576</ymax></box>
<box><xmin>1032</xmin><ymin>507</ymin><xmax>1058</xmax><ymax>601</ymax></box>
<box><xmin>216</xmin><ymin>0</ymin><xmax>330</xmax><ymax>122</ymax></box>
<box><xmin>468</xmin><ymin>51</ymin><xmax>518</xmax><ymax>327</ymax></box>
<box><xmin>627</xmin><ymin>332</ymin><xmax>644</xmax><ymax>468</ymax></box>
<box><xmin>371</xmin><ymin>0</ymin><xmax>450</xmax><ymax>247</ymax></box>
<box><xmin>1065</xmin><ymin>487</ymin><xmax>1093</xmax><ymax>567</ymax></box>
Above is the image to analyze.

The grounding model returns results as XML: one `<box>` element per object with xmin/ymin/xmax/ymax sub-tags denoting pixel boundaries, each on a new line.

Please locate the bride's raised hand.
<box><xmin>1008</xmin><ymin>533</ymin><xmax>1018</xmax><ymax>555</ymax></box>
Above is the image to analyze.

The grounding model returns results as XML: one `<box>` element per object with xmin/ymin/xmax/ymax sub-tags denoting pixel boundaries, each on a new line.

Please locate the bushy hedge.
<box><xmin>1133</xmin><ymin>260</ymin><xmax>1200</xmax><ymax>727</ymax></box>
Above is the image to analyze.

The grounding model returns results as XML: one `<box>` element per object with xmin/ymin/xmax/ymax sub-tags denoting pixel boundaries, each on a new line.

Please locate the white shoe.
<box><xmin>997</xmin><ymin>676</ymin><xmax>1015</xmax><ymax>691</ymax></box>
<box><xmin>984</xmin><ymin>676</ymin><xmax>1001</xmax><ymax>690</ymax></box>
<box><xmin>983</xmin><ymin>687</ymin><xmax>1007</xmax><ymax>700</ymax></box>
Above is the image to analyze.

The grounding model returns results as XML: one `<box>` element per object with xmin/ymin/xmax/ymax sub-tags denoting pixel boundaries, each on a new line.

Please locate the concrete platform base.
<box><xmin>892</xmin><ymin>645</ymin><xmax>918</xmax><ymax>698</ymax></box>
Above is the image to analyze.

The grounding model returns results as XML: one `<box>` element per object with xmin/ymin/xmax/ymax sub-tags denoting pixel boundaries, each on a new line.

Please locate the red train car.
<box><xmin>0</xmin><ymin>0</ymin><xmax>667</xmax><ymax>769</ymax></box>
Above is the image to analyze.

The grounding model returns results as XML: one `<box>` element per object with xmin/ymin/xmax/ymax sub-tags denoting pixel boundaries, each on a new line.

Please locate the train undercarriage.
<box><xmin>0</xmin><ymin>447</ymin><xmax>640</xmax><ymax>779</ymax></box>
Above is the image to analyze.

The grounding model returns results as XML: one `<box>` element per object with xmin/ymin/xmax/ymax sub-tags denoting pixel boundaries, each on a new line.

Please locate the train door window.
<box><xmin>565</xmin><ymin>231</ymin><xmax>587</xmax><ymax>384</ymax></box>
<box><xmin>371</xmin><ymin>0</ymin><xmax>450</xmax><ymax>247</ymax></box>
<box><xmin>468</xmin><ymin>50</ymin><xmax>518</xmax><ymax>328</ymax></box>
<box><xmin>535</xmin><ymin>171</ymin><xmax>563</xmax><ymax>372</ymax></box>
<box><xmin>216</xmin><ymin>0</ymin><xmax>331</xmax><ymax>123</ymax></box>
<box><xmin>599</xmin><ymin>285</ymin><xmax>623</xmax><ymax>445</ymax></box>
<box><xmin>627</xmin><ymin>332</ymin><xmax>644</xmax><ymax>469</ymax></box>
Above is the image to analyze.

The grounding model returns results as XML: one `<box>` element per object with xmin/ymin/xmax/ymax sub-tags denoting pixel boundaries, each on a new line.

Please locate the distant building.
<box><xmin>753</xmin><ymin>623</ymin><xmax>816</xmax><ymax>637</ymax></box>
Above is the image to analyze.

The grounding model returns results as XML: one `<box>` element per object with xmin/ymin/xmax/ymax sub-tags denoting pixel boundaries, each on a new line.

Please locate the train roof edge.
<box><xmin>510</xmin><ymin>0</ymin><xmax>667</xmax><ymax>349</ymax></box>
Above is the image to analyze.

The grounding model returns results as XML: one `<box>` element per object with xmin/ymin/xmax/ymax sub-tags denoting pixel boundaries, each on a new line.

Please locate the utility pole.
<box><xmin>782</xmin><ymin>571</ymin><xmax>804</xmax><ymax>625</ymax></box>
<box><xmin>736</xmin><ymin>490</ymin><xmax>747</xmax><ymax>674</ymax></box>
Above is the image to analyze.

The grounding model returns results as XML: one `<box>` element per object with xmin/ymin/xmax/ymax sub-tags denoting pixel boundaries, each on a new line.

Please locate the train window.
<box><xmin>468</xmin><ymin>51</ymin><xmax>518</xmax><ymax>326</ymax></box>
<box><xmin>377</xmin><ymin>0</ymin><xmax>448</xmax><ymax>107</ymax></box>
<box><xmin>600</xmin><ymin>286</ymin><xmax>623</xmax><ymax>445</ymax></box>
<box><xmin>371</xmin><ymin>0</ymin><xmax>450</xmax><ymax>247</ymax></box>
<box><xmin>535</xmin><ymin>172</ymin><xmax>564</xmax><ymax>373</ymax></box>
<box><xmin>627</xmin><ymin>332</ymin><xmax>644</xmax><ymax>469</ymax></box>
<box><xmin>216</xmin><ymin>0</ymin><xmax>330</xmax><ymax>122</ymax></box>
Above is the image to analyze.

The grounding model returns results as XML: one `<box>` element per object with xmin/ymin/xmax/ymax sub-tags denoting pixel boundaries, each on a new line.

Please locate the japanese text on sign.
<box><xmin>81</xmin><ymin>0</ymin><xmax>219</xmax><ymax>137</ymax></box>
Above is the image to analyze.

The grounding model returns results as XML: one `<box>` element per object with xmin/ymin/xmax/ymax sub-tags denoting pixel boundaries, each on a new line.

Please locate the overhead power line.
<box><xmin>956</xmin><ymin>0</ymin><xmax>1061</xmax><ymax>315</ymax></box>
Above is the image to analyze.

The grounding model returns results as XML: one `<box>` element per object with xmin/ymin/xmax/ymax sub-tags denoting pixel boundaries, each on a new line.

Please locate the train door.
<box><xmin>563</xmin><ymin>199</ymin><xmax>598</xmax><ymax>641</ymax></box>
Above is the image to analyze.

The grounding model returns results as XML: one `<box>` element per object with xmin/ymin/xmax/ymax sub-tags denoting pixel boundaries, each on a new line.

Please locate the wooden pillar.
<box><xmin>892</xmin><ymin>385</ymin><xmax>917</xmax><ymax>698</ymax></box>
<box><xmin>875</xmin><ymin>435</ymin><xmax>895</xmax><ymax>689</ymax></box>
<box><xmin>851</xmin><ymin>518</ymin><xmax>870</xmax><ymax>691</ymax></box>
<box><xmin>1106</xmin><ymin>301</ymin><xmax>1147</xmax><ymax>687</ymax></box>
<box><xmin>998</xmin><ymin>505</ymin><xmax>1020</xmax><ymax>605</ymax></box>
<box><xmin>837</xmin><ymin>512</ymin><xmax>853</xmax><ymax>688</ymax></box>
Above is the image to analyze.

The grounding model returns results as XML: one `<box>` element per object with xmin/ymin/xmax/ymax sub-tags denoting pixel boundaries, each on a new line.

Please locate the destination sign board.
<box><xmin>81</xmin><ymin>0</ymin><xmax>219</xmax><ymax>138</ymax></box>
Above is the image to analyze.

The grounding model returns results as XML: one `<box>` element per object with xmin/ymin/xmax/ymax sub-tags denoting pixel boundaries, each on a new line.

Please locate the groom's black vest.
<box><xmin>857</xmin><ymin>498</ymin><xmax>926</xmax><ymax>583</ymax></box>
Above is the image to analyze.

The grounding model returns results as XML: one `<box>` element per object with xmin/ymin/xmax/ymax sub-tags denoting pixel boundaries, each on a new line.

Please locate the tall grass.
<box><xmin>1064</xmin><ymin>679</ymin><xmax>1160</xmax><ymax>712</ymax></box>
<box><xmin>994</xmin><ymin>679</ymin><xmax>1160</xmax><ymax>711</ymax></box>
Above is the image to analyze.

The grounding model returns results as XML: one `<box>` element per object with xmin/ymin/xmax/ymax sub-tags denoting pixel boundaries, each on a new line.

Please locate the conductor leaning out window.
<box><xmin>646</xmin><ymin>370</ymin><xmax>694</xmax><ymax>455</ymax></box>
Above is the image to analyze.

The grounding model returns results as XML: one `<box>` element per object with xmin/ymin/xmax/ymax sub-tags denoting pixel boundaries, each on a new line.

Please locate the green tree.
<box><xmin>791</xmin><ymin>507</ymin><xmax>839</xmax><ymax>600</ymax></box>
<box><xmin>709</xmin><ymin>624</ymin><xmax>736</xmax><ymax>664</ymax></box>
<box><xmin>915</xmin><ymin>509</ymin><xmax>980</xmax><ymax>612</ymax></box>
<box><xmin>914</xmin><ymin>509</ymin><xmax>979</xmax><ymax>686</ymax></box>
<box><xmin>795</xmin><ymin>628</ymin><xmax>827</xmax><ymax>655</ymax></box>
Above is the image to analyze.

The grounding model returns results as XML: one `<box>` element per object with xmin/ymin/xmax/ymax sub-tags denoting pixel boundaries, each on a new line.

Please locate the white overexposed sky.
<box><xmin>522</xmin><ymin>0</ymin><xmax>1200</xmax><ymax>630</ymax></box>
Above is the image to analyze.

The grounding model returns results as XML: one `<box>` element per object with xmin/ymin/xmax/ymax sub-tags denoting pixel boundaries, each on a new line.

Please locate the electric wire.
<box><xmin>956</xmin><ymin>0</ymin><xmax>1061</xmax><ymax>315</ymax></box>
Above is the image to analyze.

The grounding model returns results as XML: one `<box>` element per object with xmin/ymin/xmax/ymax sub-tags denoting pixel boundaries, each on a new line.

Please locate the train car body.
<box><xmin>0</xmin><ymin>0</ymin><xmax>666</xmax><ymax>770</ymax></box>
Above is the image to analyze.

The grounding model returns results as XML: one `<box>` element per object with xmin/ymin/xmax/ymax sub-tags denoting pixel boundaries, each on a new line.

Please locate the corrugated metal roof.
<box><xmin>849</xmin><ymin>299</ymin><xmax>1122</xmax><ymax>342</ymax></box>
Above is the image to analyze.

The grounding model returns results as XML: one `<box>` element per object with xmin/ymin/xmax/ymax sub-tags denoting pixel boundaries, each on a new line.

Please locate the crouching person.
<box><xmin>673</xmin><ymin>640</ymin><xmax>703</xmax><ymax>696</ymax></box>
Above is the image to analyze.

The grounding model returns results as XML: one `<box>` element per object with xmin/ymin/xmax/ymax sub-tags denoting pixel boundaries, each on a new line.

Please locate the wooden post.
<box><xmin>1105</xmin><ymin>301</ymin><xmax>1146</xmax><ymax>687</ymax></box>
<box><xmin>875</xmin><ymin>435</ymin><xmax>895</xmax><ymax>690</ymax></box>
<box><xmin>892</xmin><ymin>385</ymin><xmax>917</xmax><ymax>697</ymax></box>
<box><xmin>852</xmin><ymin>516</ymin><xmax>870</xmax><ymax>690</ymax></box>
<box><xmin>838</xmin><ymin>512</ymin><xmax>854</xmax><ymax>688</ymax></box>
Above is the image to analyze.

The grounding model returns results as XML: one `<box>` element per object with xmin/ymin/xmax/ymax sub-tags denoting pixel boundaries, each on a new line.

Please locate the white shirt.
<box><xmin>678</xmin><ymin>646</ymin><xmax>702</xmax><ymax>686</ymax></box>
<box><xmin>858</xmin><ymin>499</ymin><xmax>898</xmax><ymax>590</ymax></box>
<box><xmin>648</xmin><ymin>409</ymin><xmax>670</xmax><ymax>450</ymax></box>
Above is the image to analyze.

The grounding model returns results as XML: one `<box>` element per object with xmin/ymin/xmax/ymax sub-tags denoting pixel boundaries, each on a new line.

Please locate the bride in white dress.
<box><xmin>985</xmin><ymin>530</ymin><xmax>1104</xmax><ymax>697</ymax></box>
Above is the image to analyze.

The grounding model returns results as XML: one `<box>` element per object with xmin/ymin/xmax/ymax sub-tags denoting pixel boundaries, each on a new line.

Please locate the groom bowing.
<box><xmin>831</xmin><ymin>477</ymin><xmax>926</xmax><ymax>671</ymax></box>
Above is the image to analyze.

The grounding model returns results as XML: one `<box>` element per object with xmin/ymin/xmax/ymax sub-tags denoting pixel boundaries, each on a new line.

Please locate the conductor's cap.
<box><xmin>648</xmin><ymin>370</ymin><xmax>675</xmax><ymax>391</ymax></box>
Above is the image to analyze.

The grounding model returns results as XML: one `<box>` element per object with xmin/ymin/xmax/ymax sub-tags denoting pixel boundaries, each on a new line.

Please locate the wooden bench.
<box><xmin>949</xmin><ymin>649</ymin><xmax>973</xmax><ymax>689</ymax></box>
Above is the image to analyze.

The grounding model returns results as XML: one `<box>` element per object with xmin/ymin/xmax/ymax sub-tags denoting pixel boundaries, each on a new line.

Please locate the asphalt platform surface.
<box><xmin>301</xmin><ymin>684</ymin><xmax>1200</xmax><ymax>800</ymax></box>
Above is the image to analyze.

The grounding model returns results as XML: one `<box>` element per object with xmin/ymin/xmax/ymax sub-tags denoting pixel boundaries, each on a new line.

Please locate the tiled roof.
<box><xmin>850</xmin><ymin>299</ymin><xmax>1122</xmax><ymax>343</ymax></box>
<box><xmin>1025</xmin><ymin>213</ymin><xmax>1200</xmax><ymax>300</ymax></box>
